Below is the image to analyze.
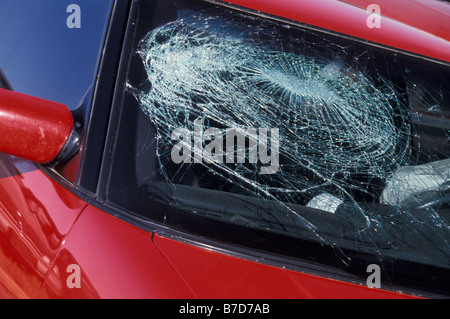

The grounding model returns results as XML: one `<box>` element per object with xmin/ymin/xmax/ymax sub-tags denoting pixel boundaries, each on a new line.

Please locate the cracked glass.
<box><xmin>107</xmin><ymin>0</ymin><xmax>450</xmax><ymax>294</ymax></box>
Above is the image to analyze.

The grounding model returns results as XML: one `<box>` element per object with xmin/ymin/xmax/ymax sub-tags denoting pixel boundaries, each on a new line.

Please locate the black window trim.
<box><xmin>76</xmin><ymin>0</ymin><xmax>133</xmax><ymax>195</ymax></box>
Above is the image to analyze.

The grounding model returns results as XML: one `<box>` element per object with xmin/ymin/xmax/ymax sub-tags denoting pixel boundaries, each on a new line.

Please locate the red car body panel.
<box><xmin>1</xmin><ymin>0</ymin><xmax>449</xmax><ymax>299</ymax></box>
<box><xmin>340</xmin><ymin>0</ymin><xmax>450</xmax><ymax>42</ymax></box>
<box><xmin>153</xmin><ymin>234</ymin><xmax>417</xmax><ymax>299</ymax></box>
<box><xmin>0</xmin><ymin>156</ymin><xmax>86</xmax><ymax>298</ymax></box>
<box><xmin>43</xmin><ymin>205</ymin><xmax>195</xmax><ymax>299</ymax></box>
<box><xmin>224</xmin><ymin>0</ymin><xmax>450</xmax><ymax>62</ymax></box>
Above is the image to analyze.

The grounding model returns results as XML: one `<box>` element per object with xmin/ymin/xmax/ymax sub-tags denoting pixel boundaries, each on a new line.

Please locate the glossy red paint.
<box><xmin>0</xmin><ymin>179</ymin><xmax>414</xmax><ymax>300</ymax></box>
<box><xmin>0</xmin><ymin>156</ymin><xmax>86</xmax><ymax>298</ymax></box>
<box><xmin>43</xmin><ymin>205</ymin><xmax>194</xmax><ymax>298</ymax></box>
<box><xmin>223</xmin><ymin>0</ymin><xmax>450</xmax><ymax>62</ymax></box>
<box><xmin>0</xmin><ymin>88</ymin><xmax>73</xmax><ymax>164</ymax></box>
<box><xmin>153</xmin><ymin>234</ymin><xmax>419</xmax><ymax>299</ymax></box>
<box><xmin>340</xmin><ymin>0</ymin><xmax>450</xmax><ymax>42</ymax></box>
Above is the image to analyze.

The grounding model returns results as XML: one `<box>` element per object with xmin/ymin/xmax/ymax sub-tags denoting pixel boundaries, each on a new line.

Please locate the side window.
<box><xmin>107</xmin><ymin>0</ymin><xmax>450</xmax><ymax>294</ymax></box>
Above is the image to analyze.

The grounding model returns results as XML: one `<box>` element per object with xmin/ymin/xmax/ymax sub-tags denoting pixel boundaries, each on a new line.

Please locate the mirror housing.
<box><xmin>0</xmin><ymin>88</ymin><xmax>74</xmax><ymax>163</ymax></box>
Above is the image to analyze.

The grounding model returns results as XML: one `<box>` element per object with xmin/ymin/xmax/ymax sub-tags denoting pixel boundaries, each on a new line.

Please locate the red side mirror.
<box><xmin>0</xmin><ymin>88</ymin><xmax>73</xmax><ymax>163</ymax></box>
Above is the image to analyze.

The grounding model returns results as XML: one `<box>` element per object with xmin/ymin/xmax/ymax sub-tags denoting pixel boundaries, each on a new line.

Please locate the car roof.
<box><xmin>341</xmin><ymin>0</ymin><xmax>450</xmax><ymax>42</ymax></box>
<box><xmin>224</xmin><ymin>0</ymin><xmax>450</xmax><ymax>62</ymax></box>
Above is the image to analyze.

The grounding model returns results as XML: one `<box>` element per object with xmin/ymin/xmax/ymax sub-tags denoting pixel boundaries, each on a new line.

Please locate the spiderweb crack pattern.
<box><xmin>131</xmin><ymin>12</ymin><xmax>449</xmax><ymax>264</ymax></box>
<box><xmin>136</xmin><ymin>15</ymin><xmax>410</xmax><ymax>202</ymax></box>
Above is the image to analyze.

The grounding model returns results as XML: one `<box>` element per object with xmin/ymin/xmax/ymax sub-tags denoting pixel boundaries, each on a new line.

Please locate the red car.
<box><xmin>0</xmin><ymin>0</ymin><xmax>449</xmax><ymax>300</ymax></box>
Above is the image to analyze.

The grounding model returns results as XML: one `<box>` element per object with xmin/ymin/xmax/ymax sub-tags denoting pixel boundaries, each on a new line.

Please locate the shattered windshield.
<box><xmin>107</xmin><ymin>0</ymin><xmax>450</xmax><ymax>295</ymax></box>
